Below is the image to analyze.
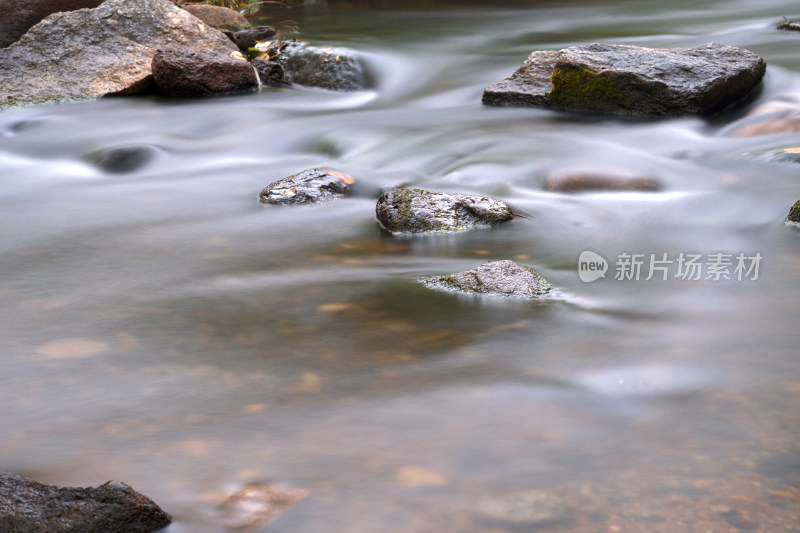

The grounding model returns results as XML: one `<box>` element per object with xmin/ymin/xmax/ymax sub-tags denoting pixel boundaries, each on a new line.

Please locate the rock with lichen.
<box><xmin>0</xmin><ymin>471</ymin><xmax>171</xmax><ymax>533</ymax></box>
<box><xmin>483</xmin><ymin>43</ymin><xmax>766</xmax><ymax>117</ymax></box>
<box><xmin>376</xmin><ymin>187</ymin><xmax>514</xmax><ymax>234</ymax></box>
<box><xmin>424</xmin><ymin>260</ymin><xmax>552</xmax><ymax>299</ymax></box>
<box><xmin>787</xmin><ymin>200</ymin><xmax>800</xmax><ymax>224</ymax></box>
<box><xmin>259</xmin><ymin>168</ymin><xmax>355</xmax><ymax>205</ymax></box>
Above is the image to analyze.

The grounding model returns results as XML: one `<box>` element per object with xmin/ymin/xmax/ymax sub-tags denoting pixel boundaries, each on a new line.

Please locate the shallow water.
<box><xmin>1</xmin><ymin>0</ymin><xmax>799</xmax><ymax>531</ymax></box>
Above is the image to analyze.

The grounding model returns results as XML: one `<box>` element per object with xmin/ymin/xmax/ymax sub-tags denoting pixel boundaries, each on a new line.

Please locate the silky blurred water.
<box><xmin>1</xmin><ymin>0</ymin><xmax>799</xmax><ymax>531</ymax></box>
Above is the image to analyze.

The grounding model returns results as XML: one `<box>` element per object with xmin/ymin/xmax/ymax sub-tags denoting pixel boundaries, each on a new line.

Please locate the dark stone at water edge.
<box><xmin>252</xmin><ymin>58</ymin><xmax>285</xmax><ymax>85</ymax></box>
<box><xmin>235</xmin><ymin>27</ymin><xmax>277</xmax><ymax>52</ymax></box>
<box><xmin>425</xmin><ymin>260</ymin><xmax>552</xmax><ymax>298</ymax></box>
<box><xmin>152</xmin><ymin>44</ymin><xmax>258</xmax><ymax>97</ymax></box>
<box><xmin>0</xmin><ymin>0</ymin><xmax>238</xmax><ymax>106</ymax></box>
<box><xmin>0</xmin><ymin>0</ymin><xmax>104</xmax><ymax>49</ymax></box>
<box><xmin>88</xmin><ymin>145</ymin><xmax>156</xmax><ymax>174</ymax></box>
<box><xmin>483</xmin><ymin>43</ymin><xmax>766</xmax><ymax>117</ymax></box>
<box><xmin>788</xmin><ymin>199</ymin><xmax>800</xmax><ymax>223</ymax></box>
<box><xmin>259</xmin><ymin>168</ymin><xmax>355</xmax><ymax>205</ymax></box>
<box><xmin>777</xmin><ymin>18</ymin><xmax>800</xmax><ymax>31</ymax></box>
<box><xmin>376</xmin><ymin>187</ymin><xmax>514</xmax><ymax>234</ymax></box>
<box><xmin>0</xmin><ymin>471</ymin><xmax>171</xmax><ymax>533</ymax></box>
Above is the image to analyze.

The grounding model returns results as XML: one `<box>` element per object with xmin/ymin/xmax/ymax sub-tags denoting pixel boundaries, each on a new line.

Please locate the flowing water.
<box><xmin>1</xmin><ymin>0</ymin><xmax>799</xmax><ymax>531</ymax></box>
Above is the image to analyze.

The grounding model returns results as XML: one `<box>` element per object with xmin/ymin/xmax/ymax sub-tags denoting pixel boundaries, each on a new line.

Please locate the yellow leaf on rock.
<box><xmin>323</xmin><ymin>169</ymin><xmax>355</xmax><ymax>185</ymax></box>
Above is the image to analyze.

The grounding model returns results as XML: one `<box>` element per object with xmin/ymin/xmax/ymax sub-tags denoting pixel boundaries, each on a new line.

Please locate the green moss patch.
<box><xmin>547</xmin><ymin>68</ymin><xmax>632</xmax><ymax>111</ymax></box>
<box><xmin>788</xmin><ymin>199</ymin><xmax>800</xmax><ymax>223</ymax></box>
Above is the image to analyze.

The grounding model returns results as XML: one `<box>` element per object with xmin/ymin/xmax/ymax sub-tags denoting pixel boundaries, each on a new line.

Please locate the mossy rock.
<box><xmin>547</xmin><ymin>68</ymin><xmax>633</xmax><ymax>112</ymax></box>
<box><xmin>376</xmin><ymin>187</ymin><xmax>514</xmax><ymax>234</ymax></box>
<box><xmin>423</xmin><ymin>260</ymin><xmax>552</xmax><ymax>299</ymax></box>
<box><xmin>788</xmin><ymin>199</ymin><xmax>800</xmax><ymax>223</ymax></box>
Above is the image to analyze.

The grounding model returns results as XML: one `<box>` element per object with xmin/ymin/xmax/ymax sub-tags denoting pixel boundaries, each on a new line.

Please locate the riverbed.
<box><xmin>1</xmin><ymin>0</ymin><xmax>799</xmax><ymax>531</ymax></box>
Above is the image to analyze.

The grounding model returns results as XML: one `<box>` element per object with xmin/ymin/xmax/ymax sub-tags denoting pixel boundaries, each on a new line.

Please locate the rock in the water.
<box><xmin>376</xmin><ymin>187</ymin><xmax>514</xmax><ymax>234</ymax></box>
<box><xmin>426</xmin><ymin>260</ymin><xmax>552</xmax><ymax>298</ymax></box>
<box><xmin>777</xmin><ymin>18</ymin><xmax>800</xmax><ymax>31</ymax></box>
<box><xmin>259</xmin><ymin>168</ymin><xmax>355</xmax><ymax>205</ymax></box>
<box><xmin>788</xmin><ymin>200</ymin><xmax>800</xmax><ymax>223</ymax></box>
<box><xmin>0</xmin><ymin>471</ymin><xmax>171</xmax><ymax>533</ymax></box>
<box><xmin>182</xmin><ymin>4</ymin><xmax>251</xmax><ymax>32</ymax></box>
<box><xmin>483</xmin><ymin>42</ymin><xmax>766</xmax><ymax>117</ymax></box>
<box><xmin>88</xmin><ymin>145</ymin><xmax>157</xmax><ymax>174</ymax></box>
<box><xmin>220</xmin><ymin>484</ymin><xmax>308</xmax><ymax>530</ymax></box>
<box><xmin>252</xmin><ymin>58</ymin><xmax>285</xmax><ymax>85</ymax></box>
<box><xmin>0</xmin><ymin>0</ymin><xmax>239</xmax><ymax>106</ymax></box>
<box><xmin>722</xmin><ymin>99</ymin><xmax>800</xmax><ymax>137</ymax></box>
<box><xmin>235</xmin><ymin>26</ymin><xmax>277</xmax><ymax>51</ymax></box>
<box><xmin>152</xmin><ymin>44</ymin><xmax>258</xmax><ymax>97</ymax></box>
<box><xmin>0</xmin><ymin>0</ymin><xmax>104</xmax><ymax>49</ymax></box>
<box><xmin>543</xmin><ymin>167</ymin><xmax>661</xmax><ymax>192</ymax></box>
<box><xmin>272</xmin><ymin>41</ymin><xmax>368</xmax><ymax>91</ymax></box>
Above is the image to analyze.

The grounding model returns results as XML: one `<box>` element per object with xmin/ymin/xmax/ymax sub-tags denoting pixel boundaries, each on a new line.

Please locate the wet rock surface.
<box><xmin>788</xmin><ymin>200</ymin><xmax>800</xmax><ymax>223</ymax></box>
<box><xmin>181</xmin><ymin>4</ymin><xmax>251</xmax><ymax>32</ymax></box>
<box><xmin>425</xmin><ymin>260</ymin><xmax>552</xmax><ymax>298</ymax></box>
<box><xmin>259</xmin><ymin>168</ymin><xmax>355</xmax><ymax>205</ymax></box>
<box><xmin>251</xmin><ymin>58</ymin><xmax>285</xmax><ymax>85</ymax></box>
<box><xmin>0</xmin><ymin>471</ymin><xmax>171</xmax><ymax>533</ymax></box>
<box><xmin>151</xmin><ymin>44</ymin><xmax>258</xmax><ymax>97</ymax></box>
<box><xmin>274</xmin><ymin>41</ymin><xmax>369</xmax><ymax>91</ymax></box>
<box><xmin>376</xmin><ymin>187</ymin><xmax>514</xmax><ymax>234</ymax></box>
<box><xmin>0</xmin><ymin>0</ymin><xmax>238</xmax><ymax>106</ymax></box>
<box><xmin>483</xmin><ymin>42</ymin><xmax>766</xmax><ymax>116</ymax></box>
<box><xmin>0</xmin><ymin>0</ymin><xmax>104</xmax><ymax>49</ymax></box>
<box><xmin>234</xmin><ymin>26</ymin><xmax>277</xmax><ymax>52</ymax></box>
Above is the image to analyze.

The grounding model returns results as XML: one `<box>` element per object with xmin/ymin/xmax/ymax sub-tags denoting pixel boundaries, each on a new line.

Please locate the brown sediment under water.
<box><xmin>1</xmin><ymin>1</ymin><xmax>799</xmax><ymax>531</ymax></box>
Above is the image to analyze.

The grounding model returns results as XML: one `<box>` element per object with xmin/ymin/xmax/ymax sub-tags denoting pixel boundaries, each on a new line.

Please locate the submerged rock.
<box><xmin>152</xmin><ymin>44</ymin><xmax>258</xmax><ymax>97</ymax></box>
<box><xmin>272</xmin><ymin>41</ymin><xmax>368</xmax><ymax>91</ymax></box>
<box><xmin>483</xmin><ymin>42</ymin><xmax>766</xmax><ymax>117</ymax></box>
<box><xmin>181</xmin><ymin>4</ymin><xmax>251</xmax><ymax>32</ymax></box>
<box><xmin>475</xmin><ymin>490</ymin><xmax>568</xmax><ymax>526</ymax></box>
<box><xmin>777</xmin><ymin>18</ymin><xmax>800</xmax><ymax>31</ymax></box>
<box><xmin>0</xmin><ymin>0</ymin><xmax>104</xmax><ymax>49</ymax></box>
<box><xmin>788</xmin><ymin>200</ymin><xmax>800</xmax><ymax>223</ymax></box>
<box><xmin>259</xmin><ymin>168</ymin><xmax>355</xmax><ymax>205</ymax></box>
<box><xmin>722</xmin><ymin>99</ymin><xmax>800</xmax><ymax>137</ymax></box>
<box><xmin>88</xmin><ymin>145</ymin><xmax>157</xmax><ymax>174</ymax></box>
<box><xmin>0</xmin><ymin>0</ymin><xmax>238</xmax><ymax>106</ymax></box>
<box><xmin>376</xmin><ymin>187</ymin><xmax>514</xmax><ymax>234</ymax></box>
<box><xmin>0</xmin><ymin>471</ymin><xmax>171</xmax><ymax>533</ymax></box>
<box><xmin>425</xmin><ymin>260</ymin><xmax>552</xmax><ymax>298</ymax></box>
<box><xmin>220</xmin><ymin>484</ymin><xmax>308</xmax><ymax>530</ymax></box>
<box><xmin>543</xmin><ymin>167</ymin><xmax>661</xmax><ymax>192</ymax></box>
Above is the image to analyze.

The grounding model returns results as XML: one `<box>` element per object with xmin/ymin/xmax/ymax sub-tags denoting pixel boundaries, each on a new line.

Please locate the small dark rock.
<box><xmin>425</xmin><ymin>260</ymin><xmax>552</xmax><ymax>298</ymax></box>
<box><xmin>252</xmin><ymin>58</ymin><xmax>285</xmax><ymax>85</ymax></box>
<box><xmin>276</xmin><ymin>41</ymin><xmax>368</xmax><ymax>91</ymax></box>
<box><xmin>259</xmin><ymin>168</ymin><xmax>354</xmax><ymax>205</ymax></box>
<box><xmin>234</xmin><ymin>26</ymin><xmax>277</xmax><ymax>52</ymax></box>
<box><xmin>376</xmin><ymin>187</ymin><xmax>513</xmax><ymax>234</ymax></box>
<box><xmin>151</xmin><ymin>44</ymin><xmax>258</xmax><ymax>97</ymax></box>
<box><xmin>0</xmin><ymin>471</ymin><xmax>171</xmax><ymax>533</ymax></box>
<box><xmin>483</xmin><ymin>42</ymin><xmax>766</xmax><ymax>117</ymax></box>
<box><xmin>88</xmin><ymin>145</ymin><xmax>156</xmax><ymax>174</ymax></box>
<box><xmin>182</xmin><ymin>4</ymin><xmax>251</xmax><ymax>32</ymax></box>
<box><xmin>777</xmin><ymin>18</ymin><xmax>800</xmax><ymax>31</ymax></box>
<box><xmin>788</xmin><ymin>199</ymin><xmax>800</xmax><ymax>223</ymax></box>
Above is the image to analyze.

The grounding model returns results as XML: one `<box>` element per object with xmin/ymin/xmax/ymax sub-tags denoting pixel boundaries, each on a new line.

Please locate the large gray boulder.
<box><xmin>152</xmin><ymin>44</ymin><xmax>258</xmax><ymax>97</ymax></box>
<box><xmin>424</xmin><ymin>260</ymin><xmax>552</xmax><ymax>299</ymax></box>
<box><xmin>0</xmin><ymin>0</ymin><xmax>104</xmax><ymax>48</ymax></box>
<box><xmin>0</xmin><ymin>0</ymin><xmax>238</xmax><ymax>106</ymax></box>
<box><xmin>181</xmin><ymin>4</ymin><xmax>251</xmax><ymax>32</ymax></box>
<box><xmin>483</xmin><ymin>43</ymin><xmax>766</xmax><ymax>117</ymax></box>
<box><xmin>376</xmin><ymin>187</ymin><xmax>514</xmax><ymax>234</ymax></box>
<box><xmin>0</xmin><ymin>471</ymin><xmax>171</xmax><ymax>533</ymax></box>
